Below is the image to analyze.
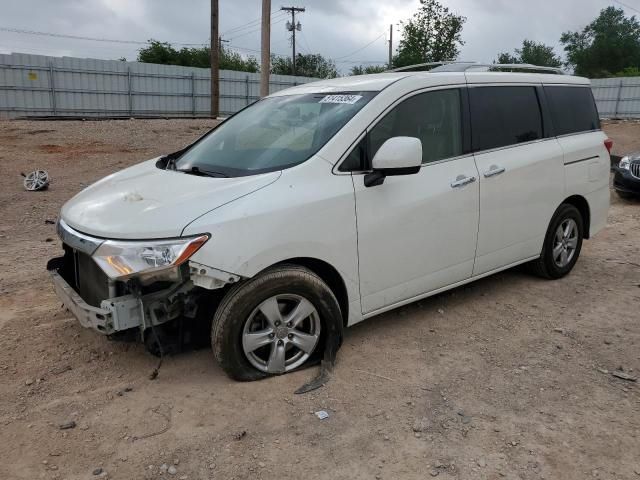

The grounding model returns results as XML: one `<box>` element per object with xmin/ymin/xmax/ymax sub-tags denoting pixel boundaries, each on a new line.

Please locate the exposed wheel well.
<box><xmin>562</xmin><ymin>195</ymin><xmax>591</xmax><ymax>238</ymax></box>
<box><xmin>274</xmin><ymin>257</ymin><xmax>349</xmax><ymax>327</ymax></box>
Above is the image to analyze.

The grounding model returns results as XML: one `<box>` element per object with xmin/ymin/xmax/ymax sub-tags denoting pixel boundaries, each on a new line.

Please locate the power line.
<box><xmin>299</xmin><ymin>30</ymin><xmax>313</xmax><ymax>54</ymax></box>
<box><xmin>226</xmin><ymin>15</ymin><xmax>287</xmax><ymax>42</ymax></box>
<box><xmin>333</xmin><ymin>33</ymin><xmax>386</xmax><ymax>60</ymax></box>
<box><xmin>1</xmin><ymin>23</ymin><xmax>387</xmax><ymax>69</ymax></box>
<box><xmin>296</xmin><ymin>33</ymin><xmax>308</xmax><ymax>54</ymax></box>
<box><xmin>221</xmin><ymin>10</ymin><xmax>276</xmax><ymax>35</ymax></box>
<box><xmin>0</xmin><ymin>23</ymin><xmax>292</xmax><ymax>54</ymax></box>
<box><xmin>613</xmin><ymin>0</ymin><xmax>640</xmax><ymax>15</ymax></box>
<box><xmin>222</xmin><ymin>10</ymin><xmax>286</xmax><ymax>36</ymax></box>
<box><xmin>0</xmin><ymin>26</ymin><xmax>205</xmax><ymax>46</ymax></box>
<box><xmin>0</xmin><ymin>24</ymin><xmax>292</xmax><ymax>59</ymax></box>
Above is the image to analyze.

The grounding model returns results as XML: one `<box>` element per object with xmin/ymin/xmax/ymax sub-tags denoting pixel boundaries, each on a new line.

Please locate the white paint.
<box><xmin>61</xmin><ymin>159</ymin><xmax>280</xmax><ymax>239</ymax></box>
<box><xmin>472</xmin><ymin>138</ymin><xmax>565</xmax><ymax>275</ymax></box>
<box><xmin>371</xmin><ymin>137</ymin><xmax>422</xmax><ymax>170</ymax></box>
<box><xmin>60</xmin><ymin>71</ymin><xmax>610</xmax><ymax>328</ymax></box>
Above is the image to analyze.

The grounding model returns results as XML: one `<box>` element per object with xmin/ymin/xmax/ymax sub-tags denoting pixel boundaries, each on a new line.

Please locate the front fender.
<box><xmin>183</xmin><ymin>159</ymin><xmax>361</xmax><ymax>321</ymax></box>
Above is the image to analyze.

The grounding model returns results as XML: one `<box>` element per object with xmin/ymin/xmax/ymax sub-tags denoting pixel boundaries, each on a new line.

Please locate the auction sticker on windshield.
<box><xmin>319</xmin><ymin>94</ymin><xmax>363</xmax><ymax>104</ymax></box>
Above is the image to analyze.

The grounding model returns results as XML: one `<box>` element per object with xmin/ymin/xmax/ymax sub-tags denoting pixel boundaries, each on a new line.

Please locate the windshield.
<box><xmin>175</xmin><ymin>91</ymin><xmax>376</xmax><ymax>176</ymax></box>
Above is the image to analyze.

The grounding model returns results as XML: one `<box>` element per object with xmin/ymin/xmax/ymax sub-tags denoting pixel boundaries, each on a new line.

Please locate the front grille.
<box><xmin>631</xmin><ymin>162</ymin><xmax>640</xmax><ymax>179</ymax></box>
<box><xmin>60</xmin><ymin>245</ymin><xmax>110</xmax><ymax>307</ymax></box>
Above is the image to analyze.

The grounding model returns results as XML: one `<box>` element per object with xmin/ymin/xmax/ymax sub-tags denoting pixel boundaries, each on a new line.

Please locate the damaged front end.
<box><xmin>47</xmin><ymin>220</ymin><xmax>237</xmax><ymax>346</ymax></box>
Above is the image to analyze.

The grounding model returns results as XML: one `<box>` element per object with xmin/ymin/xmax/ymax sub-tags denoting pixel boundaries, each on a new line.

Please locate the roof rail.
<box><xmin>388</xmin><ymin>61</ymin><xmax>466</xmax><ymax>72</ymax></box>
<box><xmin>389</xmin><ymin>61</ymin><xmax>565</xmax><ymax>75</ymax></box>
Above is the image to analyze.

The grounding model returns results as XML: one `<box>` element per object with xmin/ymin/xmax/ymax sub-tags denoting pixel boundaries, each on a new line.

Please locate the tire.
<box><xmin>616</xmin><ymin>190</ymin><xmax>636</xmax><ymax>200</ymax></box>
<box><xmin>529</xmin><ymin>204</ymin><xmax>584</xmax><ymax>279</ymax></box>
<box><xmin>211</xmin><ymin>264</ymin><xmax>342</xmax><ymax>381</ymax></box>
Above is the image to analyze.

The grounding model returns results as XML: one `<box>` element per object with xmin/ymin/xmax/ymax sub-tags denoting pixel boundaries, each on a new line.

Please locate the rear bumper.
<box><xmin>49</xmin><ymin>263</ymin><xmax>144</xmax><ymax>335</ymax></box>
<box><xmin>613</xmin><ymin>167</ymin><xmax>640</xmax><ymax>195</ymax></box>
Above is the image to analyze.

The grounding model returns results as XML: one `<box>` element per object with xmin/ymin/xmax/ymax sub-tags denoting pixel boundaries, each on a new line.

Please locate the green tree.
<box><xmin>221</xmin><ymin>50</ymin><xmax>259</xmax><ymax>72</ymax></box>
<box><xmin>271</xmin><ymin>53</ymin><xmax>337</xmax><ymax>78</ymax></box>
<box><xmin>349</xmin><ymin>64</ymin><xmax>387</xmax><ymax>75</ymax></box>
<box><xmin>614</xmin><ymin>66</ymin><xmax>640</xmax><ymax>76</ymax></box>
<box><xmin>138</xmin><ymin>40</ymin><xmax>179</xmax><ymax>65</ymax></box>
<box><xmin>393</xmin><ymin>0</ymin><xmax>466</xmax><ymax>68</ymax></box>
<box><xmin>137</xmin><ymin>40</ymin><xmax>259</xmax><ymax>72</ymax></box>
<box><xmin>496</xmin><ymin>40</ymin><xmax>562</xmax><ymax>67</ymax></box>
<box><xmin>560</xmin><ymin>7</ymin><xmax>640</xmax><ymax>77</ymax></box>
<box><xmin>496</xmin><ymin>52</ymin><xmax>519</xmax><ymax>64</ymax></box>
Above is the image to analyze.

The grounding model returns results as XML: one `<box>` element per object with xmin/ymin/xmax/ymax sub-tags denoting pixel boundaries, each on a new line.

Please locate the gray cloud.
<box><xmin>0</xmin><ymin>0</ymin><xmax>630</xmax><ymax>72</ymax></box>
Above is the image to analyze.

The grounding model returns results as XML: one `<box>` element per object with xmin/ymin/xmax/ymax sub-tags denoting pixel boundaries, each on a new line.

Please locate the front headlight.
<box><xmin>619</xmin><ymin>156</ymin><xmax>630</xmax><ymax>170</ymax></box>
<box><xmin>93</xmin><ymin>234</ymin><xmax>209</xmax><ymax>279</ymax></box>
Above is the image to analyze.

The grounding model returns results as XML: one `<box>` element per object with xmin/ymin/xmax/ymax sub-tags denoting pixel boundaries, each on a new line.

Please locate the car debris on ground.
<box><xmin>612</xmin><ymin>370</ymin><xmax>638</xmax><ymax>382</ymax></box>
<box><xmin>22</xmin><ymin>169</ymin><xmax>50</xmax><ymax>191</ymax></box>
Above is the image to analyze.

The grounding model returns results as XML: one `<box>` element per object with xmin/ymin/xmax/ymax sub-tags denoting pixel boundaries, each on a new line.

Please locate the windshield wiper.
<box><xmin>177</xmin><ymin>166</ymin><xmax>229</xmax><ymax>178</ymax></box>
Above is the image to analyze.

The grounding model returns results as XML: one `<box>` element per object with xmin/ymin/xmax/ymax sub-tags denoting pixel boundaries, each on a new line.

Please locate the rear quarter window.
<box><xmin>544</xmin><ymin>86</ymin><xmax>600</xmax><ymax>136</ymax></box>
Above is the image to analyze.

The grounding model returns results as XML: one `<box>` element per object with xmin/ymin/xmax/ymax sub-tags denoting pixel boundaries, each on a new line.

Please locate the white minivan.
<box><xmin>48</xmin><ymin>63</ymin><xmax>611</xmax><ymax>381</ymax></box>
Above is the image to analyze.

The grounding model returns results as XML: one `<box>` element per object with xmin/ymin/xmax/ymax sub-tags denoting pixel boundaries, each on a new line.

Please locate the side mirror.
<box><xmin>365</xmin><ymin>136</ymin><xmax>422</xmax><ymax>187</ymax></box>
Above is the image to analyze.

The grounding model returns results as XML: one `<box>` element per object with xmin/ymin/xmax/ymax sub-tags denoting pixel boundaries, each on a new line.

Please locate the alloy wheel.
<box><xmin>242</xmin><ymin>294</ymin><xmax>321</xmax><ymax>374</ymax></box>
<box><xmin>552</xmin><ymin>218</ymin><xmax>578</xmax><ymax>268</ymax></box>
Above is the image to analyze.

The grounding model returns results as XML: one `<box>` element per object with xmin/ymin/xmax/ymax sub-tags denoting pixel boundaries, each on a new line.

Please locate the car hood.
<box><xmin>61</xmin><ymin>158</ymin><xmax>281</xmax><ymax>239</ymax></box>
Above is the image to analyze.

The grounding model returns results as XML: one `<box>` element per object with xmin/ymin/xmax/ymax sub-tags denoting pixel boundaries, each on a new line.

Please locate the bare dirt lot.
<box><xmin>0</xmin><ymin>119</ymin><xmax>639</xmax><ymax>480</ymax></box>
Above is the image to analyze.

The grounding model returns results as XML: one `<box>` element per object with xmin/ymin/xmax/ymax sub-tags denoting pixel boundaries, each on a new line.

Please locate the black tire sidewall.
<box><xmin>616</xmin><ymin>190</ymin><xmax>636</xmax><ymax>199</ymax></box>
<box><xmin>541</xmin><ymin>204</ymin><xmax>584</xmax><ymax>279</ymax></box>
<box><xmin>211</xmin><ymin>266</ymin><xmax>341</xmax><ymax>381</ymax></box>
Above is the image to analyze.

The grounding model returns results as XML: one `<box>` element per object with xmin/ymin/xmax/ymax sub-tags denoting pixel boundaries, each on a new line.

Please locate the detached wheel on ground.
<box><xmin>211</xmin><ymin>264</ymin><xmax>342</xmax><ymax>381</ymax></box>
<box><xmin>530</xmin><ymin>203</ymin><xmax>584</xmax><ymax>279</ymax></box>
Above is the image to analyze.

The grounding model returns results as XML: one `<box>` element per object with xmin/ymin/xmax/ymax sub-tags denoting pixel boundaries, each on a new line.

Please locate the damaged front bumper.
<box><xmin>49</xmin><ymin>268</ymin><xmax>143</xmax><ymax>334</ymax></box>
<box><xmin>48</xmin><ymin>220</ymin><xmax>241</xmax><ymax>338</ymax></box>
<box><xmin>47</xmin><ymin>220</ymin><xmax>208</xmax><ymax>336</ymax></box>
<box><xmin>48</xmin><ymin>257</ymin><xmax>198</xmax><ymax>336</ymax></box>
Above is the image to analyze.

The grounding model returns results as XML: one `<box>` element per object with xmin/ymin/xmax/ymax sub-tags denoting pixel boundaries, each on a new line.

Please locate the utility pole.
<box><xmin>388</xmin><ymin>24</ymin><xmax>393</xmax><ymax>69</ymax></box>
<box><xmin>210</xmin><ymin>0</ymin><xmax>219</xmax><ymax>118</ymax></box>
<box><xmin>260</xmin><ymin>0</ymin><xmax>271</xmax><ymax>97</ymax></box>
<box><xmin>281</xmin><ymin>6</ymin><xmax>305</xmax><ymax>76</ymax></box>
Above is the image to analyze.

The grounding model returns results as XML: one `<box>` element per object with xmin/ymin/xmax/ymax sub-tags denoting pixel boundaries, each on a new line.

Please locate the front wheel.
<box><xmin>529</xmin><ymin>204</ymin><xmax>584</xmax><ymax>279</ymax></box>
<box><xmin>211</xmin><ymin>265</ymin><xmax>342</xmax><ymax>381</ymax></box>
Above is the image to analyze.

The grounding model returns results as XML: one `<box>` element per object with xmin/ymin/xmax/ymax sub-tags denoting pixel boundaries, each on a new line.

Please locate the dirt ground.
<box><xmin>0</xmin><ymin>118</ymin><xmax>639</xmax><ymax>480</ymax></box>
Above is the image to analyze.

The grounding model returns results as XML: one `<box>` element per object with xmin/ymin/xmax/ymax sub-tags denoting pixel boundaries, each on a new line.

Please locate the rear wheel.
<box><xmin>529</xmin><ymin>204</ymin><xmax>584</xmax><ymax>279</ymax></box>
<box><xmin>211</xmin><ymin>265</ymin><xmax>341</xmax><ymax>381</ymax></box>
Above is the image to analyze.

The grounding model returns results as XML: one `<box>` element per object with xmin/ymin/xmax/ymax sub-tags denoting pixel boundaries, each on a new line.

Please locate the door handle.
<box><xmin>450</xmin><ymin>175</ymin><xmax>476</xmax><ymax>188</ymax></box>
<box><xmin>483</xmin><ymin>165</ymin><xmax>506</xmax><ymax>178</ymax></box>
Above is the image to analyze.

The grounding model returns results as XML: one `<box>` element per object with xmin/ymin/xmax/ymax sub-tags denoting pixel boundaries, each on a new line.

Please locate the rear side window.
<box><xmin>544</xmin><ymin>86</ymin><xmax>600</xmax><ymax>136</ymax></box>
<box><xmin>470</xmin><ymin>86</ymin><xmax>543</xmax><ymax>151</ymax></box>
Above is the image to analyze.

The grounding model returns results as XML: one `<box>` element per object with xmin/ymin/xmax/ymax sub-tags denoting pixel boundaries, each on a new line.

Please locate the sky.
<box><xmin>0</xmin><ymin>0</ymin><xmax>636</xmax><ymax>73</ymax></box>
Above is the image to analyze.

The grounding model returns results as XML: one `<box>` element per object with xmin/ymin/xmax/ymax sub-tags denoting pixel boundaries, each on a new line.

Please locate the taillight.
<box><xmin>604</xmin><ymin>138</ymin><xmax>613</xmax><ymax>154</ymax></box>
